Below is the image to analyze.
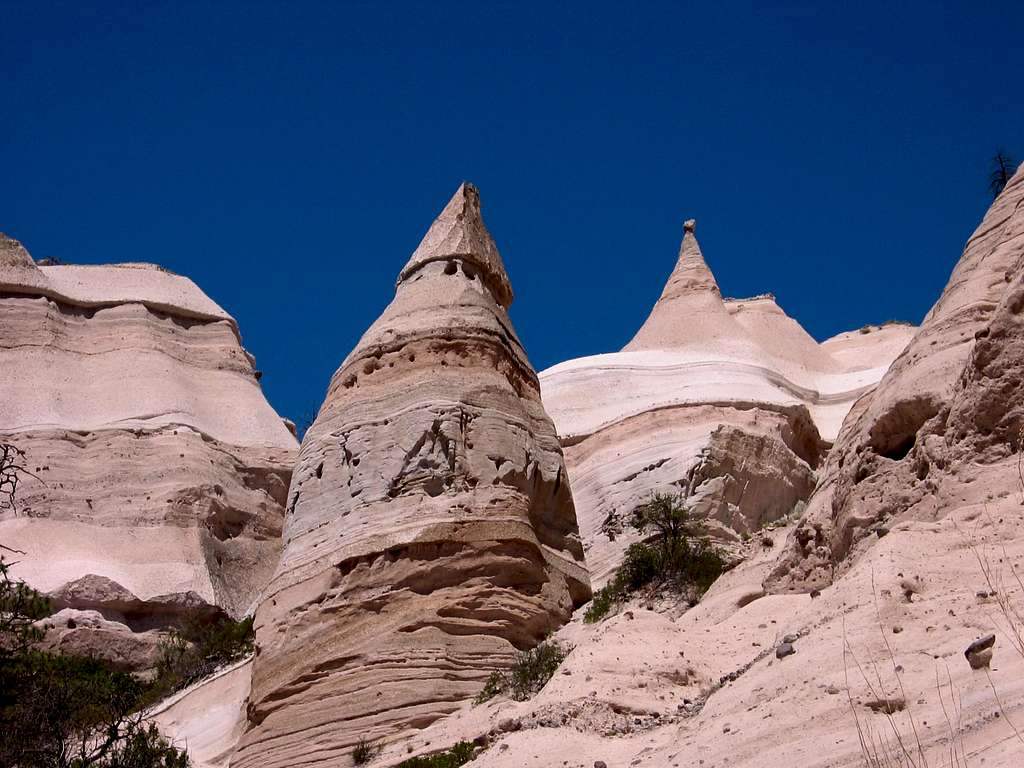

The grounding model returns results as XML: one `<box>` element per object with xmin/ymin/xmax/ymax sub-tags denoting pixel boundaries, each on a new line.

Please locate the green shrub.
<box><xmin>0</xmin><ymin>648</ymin><xmax>190</xmax><ymax>767</ymax></box>
<box><xmin>397</xmin><ymin>741</ymin><xmax>476</xmax><ymax>767</ymax></box>
<box><xmin>584</xmin><ymin>493</ymin><xmax>725</xmax><ymax>623</ymax></box>
<box><xmin>583</xmin><ymin>583</ymin><xmax>618</xmax><ymax>623</ymax></box>
<box><xmin>148</xmin><ymin>614</ymin><xmax>255</xmax><ymax>701</ymax></box>
<box><xmin>474</xmin><ymin>639</ymin><xmax>570</xmax><ymax>703</ymax></box>
<box><xmin>352</xmin><ymin>737</ymin><xmax>380</xmax><ymax>765</ymax></box>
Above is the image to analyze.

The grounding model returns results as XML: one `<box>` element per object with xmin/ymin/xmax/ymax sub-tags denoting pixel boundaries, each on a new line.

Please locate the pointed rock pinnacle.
<box><xmin>0</xmin><ymin>233</ymin><xmax>38</xmax><ymax>268</ymax></box>
<box><xmin>661</xmin><ymin>219</ymin><xmax>720</xmax><ymax>301</ymax></box>
<box><xmin>397</xmin><ymin>182</ymin><xmax>514</xmax><ymax>308</ymax></box>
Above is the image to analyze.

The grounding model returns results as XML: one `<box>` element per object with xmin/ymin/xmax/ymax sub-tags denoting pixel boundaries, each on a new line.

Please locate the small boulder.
<box><xmin>776</xmin><ymin>642</ymin><xmax>795</xmax><ymax>659</ymax></box>
<box><xmin>965</xmin><ymin>634</ymin><xmax>995</xmax><ymax>670</ymax></box>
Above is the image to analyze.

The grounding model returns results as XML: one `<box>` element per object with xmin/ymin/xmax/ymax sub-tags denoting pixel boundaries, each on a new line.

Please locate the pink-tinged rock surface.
<box><xmin>769</xmin><ymin>163</ymin><xmax>1024</xmax><ymax>592</ymax></box>
<box><xmin>0</xmin><ymin>234</ymin><xmax>297</xmax><ymax>619</ymax></box>
<box><xmin>145</xmin><ymin>179</ymin><xmax>1024</xmax><ymax>768</ymax></box>
<box><xmin>153</xmin><ymin>658</ymin><xmax>254</xmax><ymax>768</ymax></box>
<box><xmin>233</xmin><ymin>184</ymin><xmax>589</xmax><ymax>768</ymax></box>
<box><xmin>540</xmin><ymin>221</ymin><xmax>913</xmax><ymax>586</ymax></box>
<box><xmin>383</xmin><ymin>509</ymin><xmax>1024</xmax><ymax>768</ymax></box>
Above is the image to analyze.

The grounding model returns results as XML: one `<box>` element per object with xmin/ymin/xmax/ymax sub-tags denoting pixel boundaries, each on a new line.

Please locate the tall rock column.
<box><xmin>234</xmin><ymin>184</ymin><xmax>590</xmax><ymax>767</ymax></box>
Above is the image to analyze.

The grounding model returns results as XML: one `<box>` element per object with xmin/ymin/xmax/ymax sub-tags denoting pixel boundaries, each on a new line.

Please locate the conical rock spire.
<box><xmin>397</xmin><ymin>182</ymin><xmax>514</xmax><ymax>308</ymax></box>
<box><xmin>657</xmin><ymin>218</ymin><xmax>721</xmax><ymax>302</ymax></box>
<box><xmin>622</xmin><ymin>217</ymin><xmax>732</xmax><ymax>351</ymax></box>
<box><xmin>234</xmin><ymin>184</ymin><xmax>588</xmax><ymax>768</ymax></box>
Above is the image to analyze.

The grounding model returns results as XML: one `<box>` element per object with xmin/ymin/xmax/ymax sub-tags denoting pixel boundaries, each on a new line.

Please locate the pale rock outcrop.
<box><xmin>233</xmin><ymin>184</ymin><xmax>589</xmax><ymax>767</ymax></box>
<box><xmin>48</xmin><ymin>573</ymin><xmax>221</xmax><ymax>631</ymax></box>
<box><xmin>540</xmin><ymin>221</ymin><xmax>913</xmax><ymax>585</ymax></box>
<box><xmin>33</xmin><ymin>608</ymin><xmax>165</xmax><ymax>672</ymax></box>
<box><xmin>153</xmin><ymin>659</ymin><xmax>254</xmax><ymax>768</ymax></box>
<box><xmin>769</xmin><ymin>163</ymin><xmax>1024</xmax><ymax>591</ymax></box>
<box><xmin>0</xmin><ymin>234</ymin><xmax>297</xmax><ymax>621</ymax></box>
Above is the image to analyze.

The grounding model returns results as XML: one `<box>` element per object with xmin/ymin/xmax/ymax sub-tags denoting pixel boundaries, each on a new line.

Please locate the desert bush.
<box><xmin>0</xmin><ymin>558</ymin><xmax>51</xmax><ymax>656</ymax></box>
<box><xmin>475</xmin><ymin>639</ymin><xmax>570</xmax><ymax>703</ymax></box>
<box><xmin>352</xmin><ymin>737</ymin><xmax>380</xmax><ymax>765</ymax></box>
<box><xmin>585</xmin><ymin>493</ymin><xmax>725</xmax><ymax>622</ymax></box>
<box><xmin>397</xmin><ymin>741</ymin><xmax>476</xmax><ymax>767</ymax></box>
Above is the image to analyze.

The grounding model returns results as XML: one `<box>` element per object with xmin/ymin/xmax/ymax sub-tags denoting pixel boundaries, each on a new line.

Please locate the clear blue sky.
<box><xmin>4</xmin><ymin>1</ymin><xmax>1021</xmax><ymax>424</ymax></box>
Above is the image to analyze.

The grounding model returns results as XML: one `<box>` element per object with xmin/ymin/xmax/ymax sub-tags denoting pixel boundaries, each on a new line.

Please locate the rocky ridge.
<box><xmin>0</xmin><ymin>233</ymin><xmax>297</xmax><ymax>643</ymax></box>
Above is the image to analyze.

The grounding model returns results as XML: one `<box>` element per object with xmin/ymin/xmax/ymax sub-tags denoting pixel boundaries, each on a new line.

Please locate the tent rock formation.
<box><xmin>540</xmin><ymin>220</ymin><xmax>915</xmax><ymax>585</ymax></box>
<box><xmin>233</xmin><ymin>183</ymin><xmax>590</xmax><ymax>768</ymax></box>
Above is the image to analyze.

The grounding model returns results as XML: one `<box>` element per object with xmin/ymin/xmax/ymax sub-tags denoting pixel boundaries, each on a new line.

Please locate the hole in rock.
<box><xmin>868</xmin><ymin>396</ymin><xmax>941</xmax><ymax>461</ymax></box>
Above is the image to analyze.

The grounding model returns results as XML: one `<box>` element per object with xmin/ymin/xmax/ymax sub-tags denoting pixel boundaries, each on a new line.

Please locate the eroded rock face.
<box><xmin>767</xmin><ymin>164</ymin><xmax>1024</xmax><ymax>591</ymax></box>
<box><xmin>540</xmin><ymin>222</ymin><xmax>911</xmax><ymax>586</ymax></box>
<box><xmin>234</xmin><ymin>184</ymin><xmax>589</xmax><ymax>768</ymax></box>
<box><xmin>33</xmin><ymin>608</ymin><xmax>166</xmax><ymax>672</ymax></box>
<box><xmin>48</xmin><ymin>574</ymin><xmax>223</xmax><ymax>632</ymax></box>
<box><xmin>0</xmin><ymin>237</ymin><xmax>297</xmax><ymax>619</ymax></box>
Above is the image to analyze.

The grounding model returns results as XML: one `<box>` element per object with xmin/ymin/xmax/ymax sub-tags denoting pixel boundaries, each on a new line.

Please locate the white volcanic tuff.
<box><xmin>539</xmin><ymin>220</ymin><xmax>913</xmax><ymax>587</ymax></box>
<box><xmin>564</xmin><ymin>403</ymin><xmax>819</xmax><ymax>586</ymax></box>
<box><xmin>769</xmin><ymin>163</ymin><xmax>1024</xmax><ymax>591</ymax></box>
<box><xmin>358</xmin><ymin>178</ymin><xmax>1024</xmax><ymax>763</ymax></box>
<box><xmin>0</xmin><ymin>233</ymin><xmax>232</xmax><ymax>328</ymax></box>
<box><xmin>0</xmin><ymin>294</ymin><xmax>287</xmax><ymax>447</ymax></box>
<box><xmin>0</xmin><ymin>236</ymin><xmax>296</xmax><ymax>618</ymax></box>
<box><xmin>235</xmin><ymin>183</ymin><xmax>589</xmax><ymax>768</ymax></box>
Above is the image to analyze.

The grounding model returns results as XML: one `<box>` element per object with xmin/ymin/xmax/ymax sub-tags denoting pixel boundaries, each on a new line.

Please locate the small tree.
<box><xmin>989</xmin><ymin>150</ymin><xmax>1017</xmax><ymax>199</ymax></box>
<box><xmin>585</xmin><ymin>493</ymin><xmax>725</xmax><ymax>622</ymax></box>
<box><xmin>630</xmin><ymin>493</ymin><xmax>725</xmax><ymax>592</ymax></box>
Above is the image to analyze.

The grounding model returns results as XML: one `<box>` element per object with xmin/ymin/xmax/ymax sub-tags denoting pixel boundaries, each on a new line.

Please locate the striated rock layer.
<box><xmin>768</xmin><ymin>163</ymin><xmax>1024</xmax><ymax>591</ymax></box>
<box><xmin>0</xmin><ymin>233</ymin><xmax>297</xmax><ymax>620</ymax></box>
<box><xmin>540</xmin><ymin>221</ymin><xmax>913</xmax><ymax>585</ymax></box>
<box><xmin>234</xmin><ymin>184</ymin><xmax>590</xmax><ymax>767</ymax></box>
<box><xmin>350</xmin><ymin>181</ymin><xmax>1024</xmax><ymax>768</ymax></box>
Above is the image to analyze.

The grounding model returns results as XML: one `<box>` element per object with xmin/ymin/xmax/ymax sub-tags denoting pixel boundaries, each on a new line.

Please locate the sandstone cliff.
<box><xmin>0</xmin><ymin>233</ymin><xmax>297</xmax><ymax>628</ymax></box>
<box><xmin>540</xmin><ymin>221</ymin><xmax>914</xmax><ymax>585</ymax></box>
<box><xmin>233</xmin><ymin>184</ymin><xmax>589</xmax><ymax>767</ymax></box>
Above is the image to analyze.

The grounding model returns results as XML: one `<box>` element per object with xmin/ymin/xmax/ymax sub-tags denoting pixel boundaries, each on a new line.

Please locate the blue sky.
<box><xmin>4</xmin><ymin>1</ymin><xmax>1022</xmax><ymax>424</ymax></box>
